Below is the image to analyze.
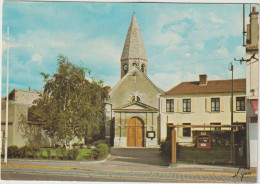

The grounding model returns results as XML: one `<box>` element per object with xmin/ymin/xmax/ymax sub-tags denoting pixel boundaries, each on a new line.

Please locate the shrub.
<box><xmin>55</xmin><ymin>148</ymin><xmax>61</xmax><ymax>160</ymax></box>
<box><xmin>67</xmin><ymin>149</ymin><xmax>79</xmax><ymax>160</ymax></box>
<box><xmin>31</xmin><ymin>148</ymin><xmax>40</xmax><ymax>159</ymax></box>
<box><xmin>8</xmin><ymin>145</ymin><xmax>19</xmax><ymax>158</ymax></box>
<box><xmin>160</xmin><ymin>139</ymin><xmax>171</xmax><ymax>160</ymax></box>
<box><xmin>18</xmin><ymin>146</ymin><xmax>32</xmax><ymax>158</ymax></box>
<box><xmin>46</xmin><ymin>149</ymin><xmax>51</xmax><ymax>159</ymax></box>
<box><xmin>72</xmin><ymin>143</ymin><xmax>84</xmax><ymax>149</ymax></box>
<box><xmin>60</xmin><ymin>148</ymin><xmax>67</xmax><ymax>160</ymax></box>
<box><xmin>91</xmin><ymin>143</ymin><xmax>110</xmax><ymax>160</ymax></box>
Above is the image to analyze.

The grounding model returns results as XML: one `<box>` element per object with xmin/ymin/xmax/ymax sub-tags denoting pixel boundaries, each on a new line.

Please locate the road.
<box><xmin>1</xmin><ymin>148</ymin><xmax>257</xmax><ymax>183</ymax></box>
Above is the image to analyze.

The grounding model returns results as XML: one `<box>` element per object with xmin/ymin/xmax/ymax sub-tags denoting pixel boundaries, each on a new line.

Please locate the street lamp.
<box><xmin>228</xmin><ymin>62</ymin><xmax>235</xmax><ymax>165</ymax></box>
<box><xmin>2</xmin><ymin>26</ymin><xmax>10</xmax><ymax>164</ymax></box>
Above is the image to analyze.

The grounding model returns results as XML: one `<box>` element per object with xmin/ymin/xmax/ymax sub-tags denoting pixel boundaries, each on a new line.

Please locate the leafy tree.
<box><xmin>29</xmin><ymin>55</ymin><xmax>109</xmax><ymax>146</ymax></box>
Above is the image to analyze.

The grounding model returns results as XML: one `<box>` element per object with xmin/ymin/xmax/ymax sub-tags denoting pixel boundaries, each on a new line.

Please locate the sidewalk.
<box><xmin>1</xmin><ymin>158</ymin><xmax>257</xmax><ymax>183</ymax></box>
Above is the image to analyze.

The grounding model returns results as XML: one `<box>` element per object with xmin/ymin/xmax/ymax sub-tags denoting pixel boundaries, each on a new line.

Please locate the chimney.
<box><xmin>199</xmin><ymin>74</ymin><xmax>207</xmax><ymax>85</ymax></box>
<box><xmin>247</xmin><ymin>6</ymin><xmax>259</xmax><ymax>46</ymax></box>
<box><xmin>252</xmin><ymin>6</ymin><xmax>256</xmax><ymax>12</ymax></box>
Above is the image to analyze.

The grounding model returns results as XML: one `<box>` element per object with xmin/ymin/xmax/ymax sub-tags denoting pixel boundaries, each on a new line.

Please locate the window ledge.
<box><xmin>209</xmin><ymin>111</ymin><xmax>221</xmax><ymax>113</ymax></box>
<box><xmin>234</xmin><ymin>111</ymin><xmax>246</xmax><ymax>113</ymax></box>
<box><xmin>181</xmin><ymin>112</ymin><xmax>192</xmax><ymax>114</ymax></box>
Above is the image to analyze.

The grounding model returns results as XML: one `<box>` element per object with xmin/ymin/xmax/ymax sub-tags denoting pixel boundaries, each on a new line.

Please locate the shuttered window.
<box><xmin>211</xmin><ymin>98</ymin><xmax>220</xmax><ymax>112</ymax></box>
<box><xmin>236</xmin><ymin>97</ymin><xmax>245</xmax><ymax>111</ymax></box>
<box><xmin>183</xmin><ymin>99</ymin><xmax>191</xmax><ymax>112</ymax></box>
<box><xmin>166</xmin><ymin>99</ymin><xmax>174</xmax><ymax>112</ymax></box>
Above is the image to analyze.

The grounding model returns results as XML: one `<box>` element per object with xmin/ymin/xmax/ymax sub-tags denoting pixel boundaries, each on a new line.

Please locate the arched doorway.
<box><xmin>127</xmin><ymin>117</ymin><xmax>143</xmax><ymax>147</ymax></box>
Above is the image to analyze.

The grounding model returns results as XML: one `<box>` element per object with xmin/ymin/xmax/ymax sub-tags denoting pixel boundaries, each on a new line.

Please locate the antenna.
<box><xmin>243</xmin><ymin>4</ymin><xmax>246</xmax><ymax>47</ymax></box>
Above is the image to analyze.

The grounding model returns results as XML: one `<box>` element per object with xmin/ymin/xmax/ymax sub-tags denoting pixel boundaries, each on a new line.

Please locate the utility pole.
<box><xmin>229</xmin><ymin>62</ymin><xmax>235</xmax><ymax>165</ymax></box>
<box><xmin>4</xmin><ymin>26</ymin><xmax>9</xmax><ymax>164</ymax></box>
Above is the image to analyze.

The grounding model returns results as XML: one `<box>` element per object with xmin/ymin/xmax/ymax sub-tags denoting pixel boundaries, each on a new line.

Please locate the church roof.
<box><xmin>121</xmin><ymin>13</ymin><xmax>148</xmax><ymax>62</ymax></box>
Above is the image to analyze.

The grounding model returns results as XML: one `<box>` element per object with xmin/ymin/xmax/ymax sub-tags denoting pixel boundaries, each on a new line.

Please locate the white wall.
<box><xmin>160</xmin><ymin>92</ymin><xmax>246</xmax><ymax>141</ymax></box>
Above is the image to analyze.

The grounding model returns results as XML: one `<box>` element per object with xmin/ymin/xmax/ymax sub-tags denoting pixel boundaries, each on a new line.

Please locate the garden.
<box><xmin>6</xmin><ymin>143</ymin><xmax>110</xmax><ymax>161</ymax></box>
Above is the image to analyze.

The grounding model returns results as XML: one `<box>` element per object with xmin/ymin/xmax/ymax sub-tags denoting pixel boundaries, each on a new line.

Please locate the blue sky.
<box><xmin>2</xmin><ymin>2</ymin><xmax>257</xmax><ymax>96</ymax></box>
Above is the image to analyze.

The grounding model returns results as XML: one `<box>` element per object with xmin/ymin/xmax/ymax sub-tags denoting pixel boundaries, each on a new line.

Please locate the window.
<box><xmin>210</xmin><ymin>123</ymin><xmax>221</xmax><ymax>131</ymax></box>
<box><xmin>183</xmin><ymin>123</ymin><xmax>191</xmax><ymax>137</ymax></box>
<box><xmin>183</xmin><ymin>99</ymin><xmax>191</xmax><ymax>112</ymax></box>
<box><xmin>236</xmin><ymin>97</ymin><xmax>245</xmax><ymax>111</ymax></box>
<box><xmin>131</xmin><ymin>96</ymin><xmax>140</xmax><ymax>102</ymax></box>
<box><xmin>211</xmin><ymin>98</ymin><xmax>220</xmax><ymax>112</ymax></box>
<box><xmin>141</xmin><ymin>64</ymin><xmax>145</xmax><ymax>72</ymax></box>
<box><xmin>166</xmin><ymin>99</ymin><xmax>174</xmax><ymax>112</ymax></box>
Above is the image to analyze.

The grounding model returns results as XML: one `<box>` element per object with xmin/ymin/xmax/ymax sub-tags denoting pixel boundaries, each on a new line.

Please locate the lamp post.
<box><xmin>4</xmin><ymin>26</ymin><xmax>10</xmax><ymax>164</ymax></box>
<box><xmin>228</xmin><ymin>62</ymin><xmax>235</xmax><ymax>165</ymax></box>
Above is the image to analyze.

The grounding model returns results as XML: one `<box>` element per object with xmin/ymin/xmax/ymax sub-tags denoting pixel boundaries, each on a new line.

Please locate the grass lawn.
<box><xmin>39</xmin><ymin>148</ymin><xmax>92</xmax><ymax>160</ymax></box>
<box><xmin>77</xmin><ymin>148</ymin><xmax>92</xmax><ymax>160</ymax></box>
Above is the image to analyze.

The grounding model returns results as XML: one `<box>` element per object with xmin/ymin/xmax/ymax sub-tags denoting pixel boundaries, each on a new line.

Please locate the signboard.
<box><xmin>146</xmin><ymin>131</ymin><xmax>155</xmax><ymax>138</ymax></box>
<box><xmin>197</xmin><ymin>131</ymin><xmax>211</xmax><ymax>149</ymax></box>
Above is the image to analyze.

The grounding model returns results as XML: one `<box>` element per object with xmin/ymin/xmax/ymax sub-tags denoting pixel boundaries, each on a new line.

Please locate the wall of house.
<box><xmin>11</xmin><ymin>89</ymin><xmax>40</xmax><ymax>105</ymax></box>
<box><xmin>113</xmin><ymin>111</ymin><xmax>159</xmax><ymax>147</ymax></box>
<box><xmin>1</xmin><ymin>101</ymin><xmax>53</xmax><ymax>148</ymax></box>
<box><xmin>109</xmin><ymin>67</ymin><xmax>162</xmax><ymax>109</ymax></box>
<box><xmin>249</xmin><ymin>122</ymin><xmax>258</xmax><ymax>167</ymax></box>
<box><xmin>160</xmin><ymin>92</ymin><xmax>246</xmax><ymax>144</ymax></box>
<box><xmin>246</xmin><ymin>53</ymin><xmax>259</xmax><ymax>99</ymax></box>
<box><xmin>245</xmin><ymin>8</ymin><xmax>258</xmax><ymax>168</ymax></box>
<box><xmin>1</xmin><ymin>101</ymin><xmax>15</xmax><ymax>147</ymax></box>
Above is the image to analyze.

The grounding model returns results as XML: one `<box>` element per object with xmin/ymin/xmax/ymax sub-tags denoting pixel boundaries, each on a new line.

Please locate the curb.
<box><xmin>1</xmin><ymin>154</ymin><xmax>111</xmax><ymax>164</ymax></box>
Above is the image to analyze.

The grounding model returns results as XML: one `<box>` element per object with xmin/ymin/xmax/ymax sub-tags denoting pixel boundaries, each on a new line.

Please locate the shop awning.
<box><xmin>251</xmin><ymin>99</ymin><xmax>258</xmax><ymax>112</ymax></box>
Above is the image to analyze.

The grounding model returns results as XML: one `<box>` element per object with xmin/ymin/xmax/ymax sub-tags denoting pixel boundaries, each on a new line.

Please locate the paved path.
<box><xmin>1</xmin><ymin>148</ymin><xmax>257</xmax><ymax>183</ymax></box>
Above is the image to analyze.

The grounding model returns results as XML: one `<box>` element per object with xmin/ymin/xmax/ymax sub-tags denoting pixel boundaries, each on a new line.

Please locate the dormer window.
<box><xmin>141</xmin><ymin>64</ymin><xmax>145</xmax><ymax>72</ymax></box>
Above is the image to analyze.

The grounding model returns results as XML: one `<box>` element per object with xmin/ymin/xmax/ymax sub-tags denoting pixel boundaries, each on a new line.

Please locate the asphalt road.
<box><xmin>2</xmin><ymin>171</ymin><xmax>182</xmax><ymax>183</ymax></box>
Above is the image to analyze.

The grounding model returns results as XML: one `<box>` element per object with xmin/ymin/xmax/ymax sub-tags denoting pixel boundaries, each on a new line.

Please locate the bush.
<box><xmin>60</xmin><ymin>148</ymin><xmax>67</xmax><ymax>160</ymax></box>
<box><xmin>67</xmin><ymin>149</ymin><xmax>79</xmax><ymax>160</ymax></box>
<box><xmin>160</xmin><ymin>139</ymin><xmax>171</xmax><ymax>160</ymax></box>
<box><xmin>55</xmin><ymin>148</ymin><xmax>61</xmax><ymax>160</ymax></box>
<box><xmin>46</xmin><ymin>149</ymin><xmax>51</xmax><ymax>159</ymax></box>
<box><xmin>91</xmin><ymin>143</ymin><xmax>110</xmax><ymax>160</ymax></box>
<box><xmin>31</xmin><ymin>148</ymin><xmax>40</xmax><ymax>159</ymax></box>
<box><xmin>72</xmin><ymin>143</ymin><xmax>84</xmax><ymax>149</ymax></box>
<box><xmin>8</xmin><ymin>145</ymin><xmax>19</xmax><ymax>158</ymax></box>
<box><xmin>18</xmin><ymin>146</ymin><xmax>32</xmax><ymax>158</ymax></box>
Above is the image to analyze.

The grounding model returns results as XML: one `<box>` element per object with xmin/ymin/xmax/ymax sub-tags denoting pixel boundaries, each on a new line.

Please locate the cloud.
<box><xmin>31</xmin><ymin>53</ymin><xmax>43</xmax><ymax>64</ymax></box>
<box><xmin>210</xmin><ymin>13</ymin><xmax>224</xmax><ymax>23</ymax></box>
<box><xmin>185</xmin><ymin>53</ymin><xmax>190</xmax><ymax>58</ymax></box>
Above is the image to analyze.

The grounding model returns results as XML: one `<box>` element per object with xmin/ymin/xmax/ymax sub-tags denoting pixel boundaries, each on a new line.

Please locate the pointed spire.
<box><xmin>121</xmin><ymin>13</ymin><xmax>147</xmax><ymax>62</ymax></box>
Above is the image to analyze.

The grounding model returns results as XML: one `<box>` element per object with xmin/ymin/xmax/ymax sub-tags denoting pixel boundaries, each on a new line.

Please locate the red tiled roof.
<box><xmin>166</xmin><ymin>78</ymin><xmax>246</xmax><ymax>95</ymax></box>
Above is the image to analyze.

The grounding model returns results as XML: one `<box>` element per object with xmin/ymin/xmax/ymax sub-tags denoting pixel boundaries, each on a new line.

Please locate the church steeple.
<box><xmin>121</xmin><ymin>13</ymin><xmax>148</xmax><ymax>78</ymax></box>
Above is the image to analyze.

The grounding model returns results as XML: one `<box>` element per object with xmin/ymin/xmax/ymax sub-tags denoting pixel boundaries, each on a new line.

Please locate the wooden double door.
<box><xmin>127</xmin><ymin>117</ymin><xmax>143</xmax><ymax>147</ymax></box>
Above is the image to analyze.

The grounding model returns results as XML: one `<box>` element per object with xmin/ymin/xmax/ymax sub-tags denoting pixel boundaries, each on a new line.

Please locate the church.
<box><xmin>108</xmin><ymin>13</ymin><xmax>164</xmax><ymax>147</ymax></box>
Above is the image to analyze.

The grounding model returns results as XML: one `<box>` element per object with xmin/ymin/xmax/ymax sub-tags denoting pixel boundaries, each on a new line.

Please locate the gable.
<box><xmin>109</xmin><ymin>66</ymin><xmax>164</xmax><ymax>108</ymax></box>
<box><xmin>113</xmin><ymin>101</ymin><xmax>158</xmax><ymax>112</ymax></box>
<box><xmin>124</xmin><ymin>104</ymin><xmax>145</xmax><ymax>110</ymax></box>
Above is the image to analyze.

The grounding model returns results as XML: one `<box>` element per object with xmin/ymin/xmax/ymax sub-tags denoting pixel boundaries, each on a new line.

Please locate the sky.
<box><xmin>1</xmin><ymin>2</ymin><xmax>257</xmax><ymax>96</ymax></box>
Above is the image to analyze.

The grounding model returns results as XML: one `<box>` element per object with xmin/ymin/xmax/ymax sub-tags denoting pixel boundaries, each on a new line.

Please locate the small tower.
<box><xmin>120</xmin><ymin>13</ymin><xmax>148</xmax><ymax>78</ymax></box>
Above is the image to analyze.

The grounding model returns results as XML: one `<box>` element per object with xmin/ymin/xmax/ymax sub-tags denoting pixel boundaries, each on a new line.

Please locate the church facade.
<box><xmin>109</xmin><ymin>13</ymin><xmax>164</xmax><ymax>147</ymax></box>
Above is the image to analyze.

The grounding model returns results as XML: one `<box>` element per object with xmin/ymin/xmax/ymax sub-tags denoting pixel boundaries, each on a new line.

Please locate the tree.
<box><xmin>29</xmin><ymin>55</ymin><xmax>110</xmax><ymax>146</ymax></box>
